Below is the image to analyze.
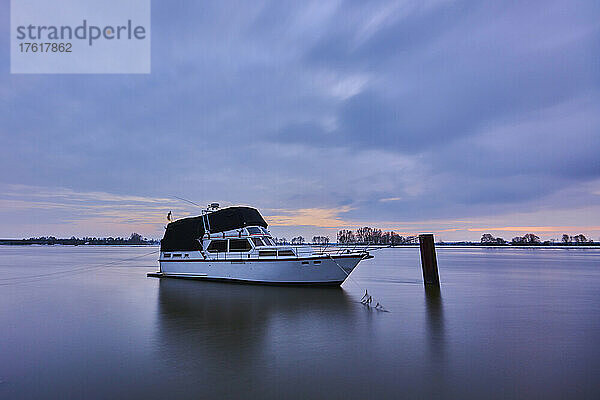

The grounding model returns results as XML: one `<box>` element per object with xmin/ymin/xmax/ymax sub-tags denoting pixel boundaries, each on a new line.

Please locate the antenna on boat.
<box><xmin>172</xmin><ymin>196</ymin><xmax>203</xmax><ymax>208</ymax></box>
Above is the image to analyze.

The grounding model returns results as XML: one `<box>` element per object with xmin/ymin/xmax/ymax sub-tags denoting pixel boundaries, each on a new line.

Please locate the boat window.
<box><xmin>172</xmin><ymin>254</ymin><xmax>182</xmax><ymax>258</ymax></box>
<box><xmin>263</xmin><ymin>237</ymin><xmax>274</xmax><ymax>245</ymax></box>
<box><xmin>229</xmin><ymin>239</ymin><xmax>252</xmax><ymax>252</ymax></box>
<box><xmin>278</xmin><ymin>250</ymin><xmax>295</xmax><ymax>257</ymax></box>
<box><xmin>259</xmin><ymin>250</ymin><xmax>277</xmax><ymax>257</ymax></box>
<box><xmin>207</xmin><ymin>240</ymin><xmax>227</xmax><ymax>253</ymax></box>
<box><xmin>247</xmin><ymin>227</ymin><xmax>262</xmax><ymax>235</ymax></box>
<box><xmin>252</xmin><ymin>237</ymin><xmax>265</xmax><ymax>247</ymax></box>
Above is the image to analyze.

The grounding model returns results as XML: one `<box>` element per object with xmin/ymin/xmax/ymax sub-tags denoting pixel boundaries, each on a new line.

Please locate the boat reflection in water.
<box><xmin>155</xmin><ymin>279</ymin><xmax>357</xmax><ymax>398</ymax></box>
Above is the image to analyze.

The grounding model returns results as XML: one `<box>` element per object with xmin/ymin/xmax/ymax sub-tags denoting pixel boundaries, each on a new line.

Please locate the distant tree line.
<box><xmin>0</xmin><ymin>233</ymin><xmax>158</xmax><ymax>246</ymax></box>
<box><xmin>243</xmin><ymin>231</ymin><xmax>598</xmax><ymax>247</ymax></box>
<box><xmin>272</xmin><ymin>237</ymin><xmax>295</xmax><ymax>245</ymax></box>
<box><xmin>560</xmin><ymin>234</ymin><xmax>592</xmax><ymax>244</ymax></box>
<box><xmin>480</xmin><ymin>233</ymin><xmax>507</xmax><ymax>244</ymax></box>
<box><xmin>480</xmin><ymin>233</ymin><xmax>595</xmax><ymax>246</ymax></box>
<box><xmin>312</xmin><ymin>236</ymin><xmax>330</xmax><ymax>245</ymax></box>
<box><xmin>272</xmin><ymin>236</ymin><xmax>312</xmax><ymax>245</ymax></box>
<box><xmin>337</xmin><ymin>227</ymin><xmax>415</xmax><ymax>245</ymax></box>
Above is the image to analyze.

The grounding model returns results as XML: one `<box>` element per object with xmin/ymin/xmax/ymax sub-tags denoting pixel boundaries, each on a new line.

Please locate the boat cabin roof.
<box><xmin>160</xmin><ymin>206</ymin><xmax>268</xmax><ymax>252</ymax></box>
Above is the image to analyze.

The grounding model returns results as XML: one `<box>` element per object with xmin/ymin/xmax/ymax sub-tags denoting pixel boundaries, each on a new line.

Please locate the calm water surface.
<box><xmin>1</xmin><ymin>246</ymin><xmax>599</xmax><ymax>399</ymax></box>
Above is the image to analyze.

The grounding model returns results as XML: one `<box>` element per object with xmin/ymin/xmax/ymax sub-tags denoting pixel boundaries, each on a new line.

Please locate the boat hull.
<box><xmin>158</xmin><ymin>255</ymin><xmax>364</xmax><ymax>286</ymax></box>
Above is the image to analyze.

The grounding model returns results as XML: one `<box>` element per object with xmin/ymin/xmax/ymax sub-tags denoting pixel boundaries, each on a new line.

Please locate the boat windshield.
<box><xmin>247</xmin><ymin>227</ymin><xmax>262</xmax><ymax>235</ymax></box>
<box><xmin>251</xmin><ymin>237</ymin><xmax>265</xmax><ymax>247</ymax></box>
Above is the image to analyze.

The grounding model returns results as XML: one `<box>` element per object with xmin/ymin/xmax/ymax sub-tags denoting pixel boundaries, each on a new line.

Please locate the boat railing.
<box><xmin>306</xmin><ymin>244</ymin><xmax>379</xmax><ymax>256</ymax></box>
<box><xmin>205</xmin><ymin>244</ymin><xmax>372</xmax><ymax>261</ymax></box>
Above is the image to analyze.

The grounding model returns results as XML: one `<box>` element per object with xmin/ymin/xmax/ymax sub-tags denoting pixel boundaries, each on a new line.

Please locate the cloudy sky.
<box><xmin>1</xmin><ymin>0</ymin><xmax>599</xmax><ymax>241</ymax></box>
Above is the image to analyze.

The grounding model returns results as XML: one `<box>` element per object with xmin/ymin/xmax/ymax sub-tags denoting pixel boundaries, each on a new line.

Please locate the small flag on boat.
<box><xmin>167</xmin><ymin>211</ymin><xmax>172</xmax><ymax>222</ymax></box>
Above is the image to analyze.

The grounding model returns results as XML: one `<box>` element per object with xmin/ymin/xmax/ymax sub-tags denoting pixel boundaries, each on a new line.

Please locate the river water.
<box><xmin>1</xmin><ymin>246</ymin><xmax>599</xmax><ymax>399</ymax></box>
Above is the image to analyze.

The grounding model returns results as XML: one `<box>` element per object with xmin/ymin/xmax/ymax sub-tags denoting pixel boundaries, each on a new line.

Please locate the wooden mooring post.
<box><xmin>419</xmin><ymin>234</ymin><xmax>440</xmax><ymax>286</ymax></box>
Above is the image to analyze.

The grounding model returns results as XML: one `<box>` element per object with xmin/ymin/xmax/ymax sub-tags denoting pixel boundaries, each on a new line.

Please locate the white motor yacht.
<box><xmin>151</xmin><ymin>204</ymin><xmax>371</xmax><ymax>285</ymax></box>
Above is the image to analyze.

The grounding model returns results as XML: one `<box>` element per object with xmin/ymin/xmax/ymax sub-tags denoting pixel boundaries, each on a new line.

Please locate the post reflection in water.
<box><xmin>155</xmin><ymin>279</ymin><xmax>357</xmax><ymax>398</ymax></box>
<box><xmin>424</xmin><ymin>285</ymin><xmax>445</xmax><ymax>362</ymax></box>
<box><xmin>420</xmin><ymin>285</ymin><xmax>447</xmax><ymax>397</ymax></box>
